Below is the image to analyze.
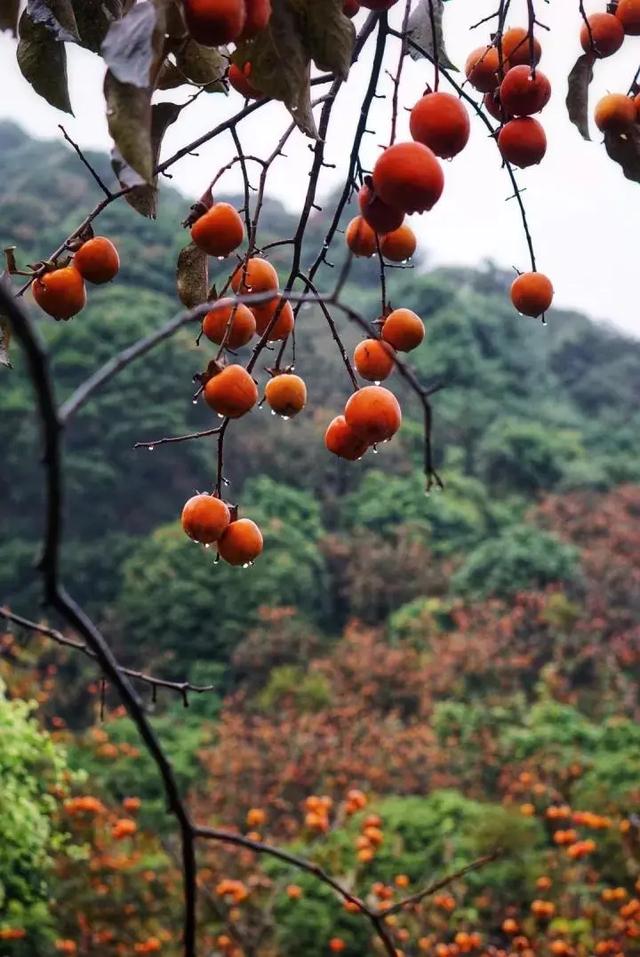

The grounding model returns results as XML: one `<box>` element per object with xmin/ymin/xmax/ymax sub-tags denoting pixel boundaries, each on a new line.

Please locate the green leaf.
<box><xmin>407</xmin><ymin>0</ymin><xmax>457</xmax><ymax>71</ymax></box>
<box><xmin>566</xmin><ymin>53</ymin><xmax>594</xmax><ymax>142</ymax></box>
<box><xmin>303</xmin><ymin>0</ymin><xmax>354</xmax><ymax>80</ymax></box>
<box><xmin>26</xmin><ymin>0</ymin><xmax>79</xmax><ymax>42</ymax></box>
<box><xmin>177</xmin><ymin>242</ymin><xmax>209</xmax><ymax>308</ymax></box>
<box><xmin>16</xmin><ymin>10</ymin><xmax>73</xmax><ymax>114</ymax></box>
<box><xmin>71</xmin><ymin>0</ymin><xmax>122</xmax><ymax>52</ymax></box>
<box><xmin>604</xmin><ymin>126</ymin><xmax>640</xmax><ymax>184</ymax></box>
<box><xmin>104</xmin><ymin>69</ymin><xmax>153</xmax><ymax>181</ymax></box>
<box><xmin>101</xmin><ymin>0</ymin><xmax>163</xmax><ymax>87</ymax></box>
<box><xmin>235</xmin><ymin>0</ymin><xmax>317</xmax><ymax>138</ymax></box>
<box><xmin>113</xmin><ymin>100</ymin><xmax>182</xmax><ymax>218</ymax></box>
<box><xmin>0</xmin><ymin>0</ymin><xmax>22</xmax><ymax>35</ymax></box>
<box><xmin>175</xmin><ymin>38</ymin><xmax>227</xmax><ymax>91</ymax></box>
<box><xmin>0</xmin><ymin>316</ymin><xmax>11</xmax><ymax>370</ymax></box>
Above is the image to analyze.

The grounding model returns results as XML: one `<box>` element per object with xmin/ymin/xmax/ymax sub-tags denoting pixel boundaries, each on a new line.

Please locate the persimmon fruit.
<box><xmin>74</xmin><ymin>236</ymin><xmax>120</xmax><ymax>284</ymax></box>
<box><xmin>345</xmin><ymin>385</ymin><xmax>402</xmax><ymax>443</ymax></box>
<box><xmin>359</xmin><ymin>0</ymin><xmax>399</xmax><ymax>8</ymax></box>
<box><xmin>510</xmin><ymin>271</ymin><xmax>554</xmax><ymax>316</ymax></box>
<box><xmin>372</xmin><ymin>142</ymin><xmax>444</xmax><ymax>215</ymax></box>
<box><xmin>358</xmin><ymin>181</ymin><xmax>404</xmax><ymax>234</ymax></box>
<box><xmin>181</xmin><ymin>494</ymin><xmax>230</xmax><ymax>544</ymax></box>
<box><xmin>580</xmin><ymin>13</ymin><xmax>625</xmax><ymax>57</ymax></box>
<box><xmin>410</xmin><ymin>92</ymin><xmax>470</xmax><ymax>159</ymax></box>
<box><xmin>202</xmin><ymin>300</ymin><xmax>256</xmax><ymax>349</ymax></box>
<box><xmin>345</xmin><ymin>216</ymin><xmax>377</xmax><ymax>258</ymax></box>
<box><xmin>381</xmin><ymin>308</ymin><xmax>425</xmax><ymax>352</ymax></box>
<box><xmin>191</xmin><ymin>202</ymin><xmax>244</xmax><ymax>257</ymax></box>
<box><xmin>499</xmin><ymin>66</ymin><xmax>551</xmax><ymax>117</ymax></box>
<box><xmin>204</xmin><ymin>365</ymin><xmax>258</xmax><ymax>418</ymax></box>
<box><xmin>484</xmin><ymin>90</ymin><xmax>513</xmax><ymax>122</ymax></box>
<box><xmin>617</xmin><ymin>0</ymin><xmax>640</xmax><ymax>34</ymax></box>
<box><xmin>217</xmin><ymin>518</ymin><xmax>264</xmax><ymax>565</ymax></box>
<box><xmin>465</xmin><ymin>45</ymin><xmax>500</xmax><ymax>93</ymax></box>
<box><xmin>229</xmin><ymin>62</ymin><xmax>262</xmax><ymax>99</ymax></box>
<box><xmin>252</xmin><ymin>298</ymin><xmax>294</xmax><ymax>340</ymax></box>
<box><xmin>354</xmin><ymin>339</ymin><xmax>395</xmax><ymax>381</ymax></box>
<box><xmin>324</xmin><ymin>415</ymin><xmax>369</xmax><ymax>460</ymax></box>
<box><xmin>379</xmin><ymin>223</ymin><xmax>417</xmax><ymax>263</ymax></box>
<box><xmin>182</xmin><ymin>0</ymin><xmax>246</xmax><ymax>46</ymax></box>
<box><xmin>498</xmin><ymin>117</ymin><xmax>547</xmax><ymax>167</ymax></box>
<box><xmin>239</xmin><ymin>0</ymin><xmax>271</xmax><ymax>39</ymax></box>
<box><xmin>594</xmin><ymin>93</ymin><xmax>637</xmax><ymax>133</ymax></box>
<box><xmin>265</xmin><ymin>373</ymin><xmax>307</xmax><ymax>417</ymax></box>
<box><xmin>502</xmin><ymin>27</ymin><xmax>542</xmax><ymax>68</ymax></box>
<box><xmin>343</xmin><ymin>0</ymin><xmax>360</xmax><ymax>15</ymax></box>
<box><xmin>231</xmin><ymin>257</ymin><xmax>278</xmax><ymax>295</ymax></box>
<box><xmin>32</xmin><ymin>265</ymin><xmax>87</xmax><ymax>320</ymax></box>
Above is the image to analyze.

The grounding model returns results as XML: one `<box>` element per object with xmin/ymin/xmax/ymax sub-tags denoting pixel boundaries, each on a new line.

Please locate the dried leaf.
<box><xmin>104</xmin><ymin>69</ymin><xmax>153</xmax><ymax>182</ymax></box>
<box><xmin>604</xmin><ymin>126</ymin><xmax>640</xmax><ymax>184</ymax></box>
<box><xmin>235</xmin><ymin>0</ymin><xmax>317</xmax><ymax>138</ymax></box>
<box><xmin>0</xmin><ymin>0</ymin><xmax>22</xmax><ymax>35</ymax></box>
<box><xmin>71</xmin><ymin>0</ymin><xmax>122</xmax><ymax>52</ymax></box>
<box><xmin>17</xmin><ymin>10</ymin><xmax>73</xmax><ymax>114</ymax></box>
<box><xmin>407</xmin><ymin>0</ymin><xmax>457</xmax><ymax>70</ymax></box>
<box><xmin>101</xmin><ymin>0</ymin><xmax>164</xmax><ymax>87</ymax></box>
<box><xmin>26</xmin><ymin>0</ymin><xmax>79</xmax><ymax>42</ymax></box>
<box><xmin>566</xmin><ymin>53</ymin><xmax>594</xmax><ymax>142</ymax></box>
<box><xmin>113</xmin><ymin>100</ymin><xmax>181</xmax><ymax>218</ymax></box>
<box><xmin>303</xmin><ymin>0</ymin><xmax>354</xmax><ymax>80</ymax></box>
<box><xmin>0</xmin><ymin>316</ymin><xmax>11</xmax><ymax>370</ymax></box>
<box><xmin>177</xmin><ymin>243</ymin><xmax>208</xmax><ymax>309</ymax></box>
<box><xmin>175</xmin><ymin>38</ymin><xmax>227</xmax><ymax>90</ymax></box>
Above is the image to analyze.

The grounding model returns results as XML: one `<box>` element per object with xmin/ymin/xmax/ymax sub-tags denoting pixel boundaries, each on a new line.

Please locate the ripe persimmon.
<box><xmin>74</xmin><ymin>236</ymin><xmax>120</xmax><ymax>284</ymax></box>
<box><xmin>231</xmin><ymin>257</ymin><xmax>278</xmax><ymax>296</ymax></box>
<box><xmin>410</xmin><ymin>92</ymin><xmax>470</xmax><ymax>159</ymax></box>
<box><xmin>379</xmin><ymin>223</ymin><xmax>416</xmax><ymax>262</ymax></box>
<box><xmin>204</xmin><ymin>365</ymin><xmax>258</xmax><ymax>418</ymax></box>
<box><xmin>191</xmin><ymin>202</ymin><xmax>244</xmax><ymax>257</ymax></box>
<box><xmin>465</xmin><ymin>45</ymin><xmax>500</xmax><ymax>93</ymax></box>
<box><xmin>345</xmin><ymin>385</ymin><xmax>402</xmax><ymax>443</ymax></box>
<box><xmin>182</xmin><ymin>0</ymin><xmax>246</xmax><ymax>46</ymax></box>
<box><xmin>381</xmin><ymin>308</ymin><xmax>425</xmax><ymax>352</ymax></box>
<box><xmin>484</xmin><ymin>90</ymin><xmax>513</xmax><ymax>122</ymax></box>
<box><xmin>32</xmin><ymin>265</ymin><xmax>87</xmax><ymax>320</ymax></box>
<box><xmin>498</xmin><ymin>117</ymin><xmax>547</xmax><ymax>167</ymax></box>
<box><xmin>252</xmin><ymin>298</ymin><xmax>294</xmax><ymax>340</ymax></box>
<box><xmin>372</xmin><ymin>142</ymin><xmax>444</xmax><ymax>215</ymax></box>
<box><xmin>499</xmin><ymin>66</ymin><xmax>551</xmax><ymax>116</ymax></box>
<box><xmin>358</xmin><ymin>181</ymin><xmax>404</xmax><ymax>234</ymax></box>
<box><xmin>181</xmin><ymin>494</ymin><xmax>230</xmax><ymax>544</ymax></box>
<box><xmin>580</xmin><ymin>13</ymin><xmax>624</xmax><ymax>57</ymax></box>
<box><xmin>217</xmin><ymin>518</ymin><xmax>263</xmax><ymax>565</ymax></box>
<box><xmin>202</xmin><ymin>300</ymin><xmax>256</xmax><ymax>349</ymax></box>
<box><xmin>359</xmin><ymin>0</ymin><xmax>399</xmax><ymax>8</ymax></box>
<box><xmin>502</xmin><ymin>27</ymin><xmax>542</xmax><ymax>68</ymax></box>
<box><xmin>510</xmin><ymin>271</ymin><xmax>553</xmax><ymax>316</ymax></box>
<box><xmin>324</xmin><ymin>415</ymin><xmax>369</xmax><ymax>460</ymax></box>
<box><xmin>265</xmin><ymin>373</ymin><xmax>307</xmax><ymax>416</ymax></box>
<box><xmin>229</xmin><ymin>62</ymin><xmax>262</xmax><ymax>99</ymax></box>
<box><xmin>354</xmin><ymin>339</ymin><xmax>395</xmax><ymax>381</ymax></box>
<box><xmin>617</xmin><ymin>0</ymin><xmax>640</xmax><ymax>34</ymax></box>
<box><xmin>594</xmin><ymin>93</ymin><xmax>637</xmax><ymax>133</ymax></box>
<box><xmin>345</xmin><ymin>216</ymin><xmax>377</xmax><ymax>257</ymax></box>
<box><xmin>343</xmin><ymin>0</ymin><xmax>360</xmax><ymax>15</ymax></box>
<box><xmin>239</xmin><ymin>0</ymin><xmax>271</xmax><ymax>39</ymax></box>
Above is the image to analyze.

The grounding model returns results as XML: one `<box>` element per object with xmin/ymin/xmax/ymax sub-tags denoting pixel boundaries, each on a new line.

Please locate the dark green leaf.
<box><xmin>177</xmin><ymin>243</ymin><xmax>208</xmax><ymax>308</ymax></box>
<box><xmin>16</xmin><ymin>11</ymin><xmax>73</xmax><ymax>114</ymax></box>
<box><xmin>604</xmin><ymin>126</ymin><xmax>640</xmax><ymax>184</ymax></box>
<box><xmin>0</xmin><ymin>0</ymin><xmax>21</xmax><ymax>35</ymax></box>
<box><xmin>104</xmin><ymin>69</ymin><xmax>153</xmax><ymax>181</ymax></box>
<box><xmin>176</xmin><ymin>39</ymin><xmax>227</xmax><ymax>90</ymax></box>
<box><xmin>101</xmin><ymin>0</ymin><xmax>162</xmax><ymax>87</ymax></box>
<box><xmin>26</xmin><ymin>0</ymin><xmax>79</xmax><ymax>42</ymax></box>
<box><xmin>566</xmin><ymin>53</ymin><xmax>594</xmax><ymax>142</ymax></box>
<box><xmin>71</xmin><ymin>0</ymin><xmax>122</xmax><ymax>52</ymax></box>
<box><xmin>407</xmin><ymin>0</ymin><xmax>457</xmax><ymax>70</ymax></box>
<box><xmin>303</xmin><ymin>0</ymin><xmax>354</xmax><ymax>80</ymax></box>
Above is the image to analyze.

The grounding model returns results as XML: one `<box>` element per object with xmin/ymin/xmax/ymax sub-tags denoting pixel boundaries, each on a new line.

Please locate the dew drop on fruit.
<box><xmin>374</xmin><ymin>380</ymin><xmax>381</xmax><ymax>386</ymax></box>
<box><xmin>204</xmin><ymin>543</ymin><xmax>210</xmax><ymax>549</ymax></box>
<box><xmin>217</xmin><ymin>413</ymin><xmax>225</xmax><ymax>419</ymax></box>
<box><xmin>271</xmin><ymin>409</ymin><xmax>276</xmax><ymax>416</ymax></box>
<box><xmin>148</xmin><ymin>446</ymin><xmax>154</xmax><ymax>452</ymax></box>
<box><xmin>371</xmin><ymin>444</ymin><xmax>379</xmax><ymax>455</ymax></box>
<box><xmin>192</xmin><ymin>399</ymin><xmax>198</xmax><ymax>405</ymax></box>
<box><xmin>213</xmin><ymin>554</ymin><xmax>220</xmax><ymax>565</ymax></box>
<box><xmin>217</xmin><ymin>256</ymin><xmax>226</xmax><ymax>262</ymax></box>
<box><xmin>281</xmin><ymin>415</ymin><xmax>290</xmax><ymax>421</ymax></box>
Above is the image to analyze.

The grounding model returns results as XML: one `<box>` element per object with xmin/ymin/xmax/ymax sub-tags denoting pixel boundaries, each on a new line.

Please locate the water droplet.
<box><xmin>271</xmin><ymin>409</ymin><xmax>276</xmax><ymax>416</ymax></box>
<box><xmin>213</xmin><ymin>554</ymin><xmax>220</xmax><ymax>565</ymax></box>
<box><xmin>242</xmin><ymin>562</ymin><xmax>251</xmax><ymax>569</ymax></box>
<box><xmin>541</xmin><ymin>317</ymin><xmax>547</xmax><ymax>326</ymax></box>
<box><xmin>424</xmin><ymin>489</ymin><xmax>431</xmax><ymax>498</ymax></box>
<box><xmin>222</xmin><ymin>477</ymin><xmax>230</xmax><ymax>487</ymax></box>
<box><xmin>290</xmin><ymin>365</ymin><xmax>295</xmax><ymax>371</ymax></box>
<box><xmin>192</xmin><ymin>399</ymin><xmax>198</xmax><ymax>405</ymax></box>
<box><xmin>204</xmin><ymin>543</ymin><xmax>210</xmax><ymax>549</ymax></box>
<box><xmin>374</xmin><ymin>380</ymin><xmax>381</xmax><ymax>386</ymax></box>
<box><xmin>401</xmin><ymin>258</ymin><xmax>409</xmax><ymax>265</ymax></box>
<box><xmin>282</xmin><ymin>415</ymin><xmax>290</xmax><ymax>421</ymax></box>
<box><xmin>371</xmin><ymin>444</ymin><xmax>379</xmax><ymax>455</ymax></box>
<box><xmin>217</xmin><ymin>413</ymin><xmax>225</xmax><ymax>420</ymax></box>
<box><xmin>217</xmin><ymin>256</ymin><xmax>226</xmax><ymax>262</ymax></box>
<box><xmin>148</xmin><ymin>446</ymin><xmax>155</xmax><ymax>452</ymax></box>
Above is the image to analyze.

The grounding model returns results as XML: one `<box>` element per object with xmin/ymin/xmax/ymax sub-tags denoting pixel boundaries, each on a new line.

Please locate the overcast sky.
<box><xmin>1</xmin><ymin>0</ymin><xmax>639</xmax><ymax>336</ymax></box>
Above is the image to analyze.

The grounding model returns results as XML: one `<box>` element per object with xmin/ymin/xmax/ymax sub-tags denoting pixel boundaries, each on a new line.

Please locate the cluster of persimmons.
<box><xmin>31</xmin><ymin>236</ymin><xmax>120</xmax><ymax>320</ymax></box>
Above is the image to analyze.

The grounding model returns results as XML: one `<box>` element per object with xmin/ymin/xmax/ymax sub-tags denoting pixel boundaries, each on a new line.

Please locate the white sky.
<box><xmin>1</xmin><ymin>0</ymin><xmax>639</xmax><ymax>336</ymax></box>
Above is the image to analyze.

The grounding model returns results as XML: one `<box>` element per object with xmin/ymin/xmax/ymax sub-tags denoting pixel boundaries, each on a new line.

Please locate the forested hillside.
<box><xmin>2</xmin><ymin>122</ymin><xmax>640</xmax><ymax>957</ymax></box>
